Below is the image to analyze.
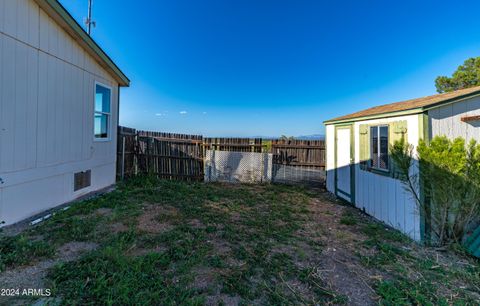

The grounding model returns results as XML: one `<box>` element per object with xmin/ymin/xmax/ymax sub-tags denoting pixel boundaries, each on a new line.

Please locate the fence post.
<box><xmin>134</xmin><ymin>132</ymin><xmax>138</xmax><ymax>175</ymax></box>
<box><xmin>121</xmin><ymin>135</ymin><xmax>126</xmax><ymax>180</ymax></box>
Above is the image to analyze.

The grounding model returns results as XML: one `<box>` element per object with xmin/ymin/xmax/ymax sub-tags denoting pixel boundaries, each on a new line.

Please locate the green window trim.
<box><xmin>358</xmin><ymin>120</ymin><xmax>408</xmax><ymax>178</ymax></box>
<box><xmin>370</xmin><ymin>125</ymin><xmax>390</xmax><ymax>171</ymax></box>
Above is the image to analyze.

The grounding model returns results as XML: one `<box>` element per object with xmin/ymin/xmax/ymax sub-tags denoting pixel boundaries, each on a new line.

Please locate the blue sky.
<box><xmin>61</xmin><ymin>0</ymin><xmax>480</xmax><ymax>137</ymax></box>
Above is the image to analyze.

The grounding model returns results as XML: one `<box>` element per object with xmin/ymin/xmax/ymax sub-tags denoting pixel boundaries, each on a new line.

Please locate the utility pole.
<box><xmin>85</xmin><ymin>0</ymin><xmax>96</xmax><ymax>35</ymax></box>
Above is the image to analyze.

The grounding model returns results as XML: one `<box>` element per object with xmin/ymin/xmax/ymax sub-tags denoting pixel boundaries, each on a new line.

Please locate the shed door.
<box><xmin>335</xmin><ymin>126</ymin><xmax>353</xmax><ymax>202</ymax></box>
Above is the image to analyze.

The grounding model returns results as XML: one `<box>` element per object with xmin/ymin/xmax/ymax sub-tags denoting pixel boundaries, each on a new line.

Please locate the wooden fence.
<box><xmin>270</xmin><ymin>139</ymin><xmax>325</xmax><ymax>185</ymax></box>
<box><xmin>117</xmin><ymin>127</ymin><xmax>325</xmax><ymax>184</ymax></box>
<box><xmin>136</xmin><ymin>130</ymin><xmax>204</xmax><ymax>181</ymax></box>
<box><xmin>117</xmin><ymin>126</ymin><xmax>137</xmax><ymax>179</ymax></box>
<box><xmin>117</xmin><ymin>127</ymin><xmax>204</xmax><ymax>181</ymax></box>
<box><xmin>271</xmin><ymin>139</ymin><xmax>325</xmax><ymax>168</ymax></box>
<box><xmin>203</xmin><ymin>138</ymin><xmax>264</xmax><ymax>153</ymax></box>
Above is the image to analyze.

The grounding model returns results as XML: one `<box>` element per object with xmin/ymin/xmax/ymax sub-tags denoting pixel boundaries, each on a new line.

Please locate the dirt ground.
<box><xmin>0</xmin><ymin>180</ymin><xmax>478</xmax><ymax>305</ymax></box>
<box><xmin>0</xmin><ymin>242</ymin><xmax>98</xmax><ymax>305</ymax></box>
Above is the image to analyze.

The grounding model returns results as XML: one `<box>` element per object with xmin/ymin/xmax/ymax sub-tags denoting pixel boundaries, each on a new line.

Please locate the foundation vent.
<box><xmin>74</xmin><ymin>170</ymin><xmax>91</xmax><ymax>191</ymax></box>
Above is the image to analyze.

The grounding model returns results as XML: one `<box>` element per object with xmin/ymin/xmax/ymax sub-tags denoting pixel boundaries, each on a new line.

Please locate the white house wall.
<box><xmin>0</xmin><ymin>0</ymin><xmax>119</xmax><ymax>225</ymax></box>
<box><xmin>429</xmin><ymin>95</ymin><xmax>480</xmax><ymax>142</ymax></box>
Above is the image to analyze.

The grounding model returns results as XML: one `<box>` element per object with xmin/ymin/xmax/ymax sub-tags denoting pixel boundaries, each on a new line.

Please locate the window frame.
<box><xmin>369</xmin><ymin>124</ymin><xmax>390</xmax><ymax>172</ymax></box>
<box><xmin>93</xmin><ymin>81</ymin><xmax>113</xmax><ymax>142</ymax></box>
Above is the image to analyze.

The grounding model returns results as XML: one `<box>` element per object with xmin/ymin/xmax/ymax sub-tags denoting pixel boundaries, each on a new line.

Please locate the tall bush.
<box><xmin>391</xmin><ymin>136</ymin><xmax>480</xmax><ymax>245</ymax></box>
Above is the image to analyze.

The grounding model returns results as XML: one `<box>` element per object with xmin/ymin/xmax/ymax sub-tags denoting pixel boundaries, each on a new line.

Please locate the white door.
<box><xmin>336</xmin><ymin>127</ymin><xmax>352</xmax><ymax>202</ymax></box>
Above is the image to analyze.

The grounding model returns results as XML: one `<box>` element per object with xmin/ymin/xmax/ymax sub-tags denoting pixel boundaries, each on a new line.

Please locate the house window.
<box><xmin>94</xmin><ymin>83</ymin><xmax>111</xmax><ymax>139</ymax></box>
<box><xmin>370</xmin><ymin>125</ymin><xmax>389</xmax><ymax>170</ymax></box>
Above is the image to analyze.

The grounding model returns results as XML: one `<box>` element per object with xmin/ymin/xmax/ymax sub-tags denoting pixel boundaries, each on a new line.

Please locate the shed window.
<box><xmin>94</xmin><ymin>83</ymin><xmax>111</xmax><ymax>139</ymax></box>
<box><xmin>370</xmin><ymin>125</ymin><xmax>389</xmax><ymax>170</ymax></box>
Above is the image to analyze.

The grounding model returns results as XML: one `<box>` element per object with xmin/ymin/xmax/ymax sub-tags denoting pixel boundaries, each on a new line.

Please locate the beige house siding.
<box><xmin>0</xmin><ymin>0</ymin><xmax>121</xmax><ymax>225</ymax></box>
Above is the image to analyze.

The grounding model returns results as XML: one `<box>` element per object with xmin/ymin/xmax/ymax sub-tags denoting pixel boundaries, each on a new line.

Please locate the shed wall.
<box><xmin>0</xmin><ymin>0</ymin><xmax>119</xmax><ymax>225</ymax></box>
<box><xmin>326</xmin><ymin>114</ymin><xmax>422</xmax><ymax>240</ymax></box>
<box><xmin>429</xmin><ymin>95</ymin><xmax>480</xmax><ymax>142</ymax></box>
<box><xmin>325</xmin><ymin>124</ymin><xmax>335</xmax><ymax>193</ymax></box>
<box><xmin>354</xmin><ymin>114</ymin><xmax>421</xmax><ymax>240</ymax></box>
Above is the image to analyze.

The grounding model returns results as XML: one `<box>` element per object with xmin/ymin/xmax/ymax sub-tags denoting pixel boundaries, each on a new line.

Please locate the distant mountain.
<box><xmin>211</xmin><ymin>134</ymin><xmax>325</xmax><ymax>140</ymax></box>
<box><xmin>295</xmin><ymin>134</ymin><xmax>325</xmax><ymax>140</ymax></box>
<box><xmin>249</xmin><ymin>134</ymin><xmax>325</xmax><ymax>140</ymax></box>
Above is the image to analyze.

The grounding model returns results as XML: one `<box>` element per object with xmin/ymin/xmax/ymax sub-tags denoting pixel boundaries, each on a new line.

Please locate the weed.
<box><xmin>358</xmin><ymin>218</ymin><xmax>480</xmax><ymax>304</ymax></box>
<box><xmin>340</xmin><ymin>211</ymin><xmax>358</xmax><ymax>225</ymax></box>
<box><xmin>376</xmin><ymin>278</ymin><xmax>447</xmax><ymax>305</ymax></box>
<box><xmin>362</xmin><ymin>223</ymin><xmax>409</xmax><ymax>243</ymax></box>
<box><xmin>0</xmin><ymin>235</ymin><xmax>54</xmax><ymax>271</ymax></box>
<box><xmin>1</xmin><ymin>176</ymin><xmax>478</xmax><ymax>304</ymax></box>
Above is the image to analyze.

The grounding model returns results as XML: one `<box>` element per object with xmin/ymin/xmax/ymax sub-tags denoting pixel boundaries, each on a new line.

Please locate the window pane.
<box><xmin>95</xmin><ymin>84</ymin><xmax>111</xmax><ymax>113</ymax></box>
<box><xmin>94</xmin><ymin>113</ymin><xmax>109</xmax><ymax>138</ymax></box>
<box><xmin>370</xmin><ymin>126</ymin><xmax>378</xmax><ymax>168</ymax></box>
<box><xmin>379</xmin><ymin>126</ymin><xmax>389</xmax><ymax>169</ymax></box>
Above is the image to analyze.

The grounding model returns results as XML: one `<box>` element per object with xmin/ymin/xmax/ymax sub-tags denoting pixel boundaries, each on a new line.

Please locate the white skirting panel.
<box><xmin>0</xmin><ymin>162</ymin><xmax>116</xmax><ymax>225</ymax></box>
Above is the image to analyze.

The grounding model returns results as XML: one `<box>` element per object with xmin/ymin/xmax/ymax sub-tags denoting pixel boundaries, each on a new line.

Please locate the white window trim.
<box><xmin>370</xmin><ymin>124</ymin><xmax>389</xmax><ymax>172</ymax></box>
<box><xmin>93</xmin><ymin>81</ymin><xmax>113</xmax><ymax>142</ymax></box>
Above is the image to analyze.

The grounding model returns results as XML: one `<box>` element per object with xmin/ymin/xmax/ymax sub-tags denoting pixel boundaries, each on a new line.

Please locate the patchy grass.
<box><xmin>339</xmin><ymin>210</ymin><xmax>358</xmax><ymax>226</ymax></box>
<box><xmin>0</xmin><ymin>235</ymin><xmax>55</xmax><ymax>272</ymax></box>
<box><xmin>0</xmin><ymin>176</ymin><xmax>479</xmax><ymax>305</ymax></box>
<box><xmin>358</xmin><ymin>223</ymin><xmax>480</xmax><ymax>305</ymax></box>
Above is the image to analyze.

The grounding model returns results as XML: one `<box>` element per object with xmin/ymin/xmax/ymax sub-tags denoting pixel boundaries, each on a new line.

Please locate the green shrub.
<box><xmin>391</xmin><ymin>136</ymin><xmax>480</xmax><ymax>245</ymax></box>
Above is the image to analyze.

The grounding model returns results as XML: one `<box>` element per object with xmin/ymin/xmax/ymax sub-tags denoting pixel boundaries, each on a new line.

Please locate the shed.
<box><xmin>324</xmin><ymin>86</ymin><xmax>480</xmax><ymax>240</ymax></box>
<box><xmin>0</xmin><ymin>0</ymin><xmax>129</xmax><ymax>225</ymax></box>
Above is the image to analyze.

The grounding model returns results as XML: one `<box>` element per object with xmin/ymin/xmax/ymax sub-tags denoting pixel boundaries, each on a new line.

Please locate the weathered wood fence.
<box><xmin>117</xmin><ymin>126</ymin><xmax>137</xmax><ymax>179</ymax></box>
<box><xmin>271</xmin><ymin>139</ymin><xmax>325</xmax><ymax>168</ymax></box>
<box><xmin>203</xmin><ymin>138</ymin><xmax>264</xmax><ymax>153</ymax></box>
<box><xmin>271</xmin><ymin>139</ymin><xmax>325</xmax><ymax>184</ymax></box>
<box><xmin>117</xmin><ymin>127</ymin><xmax>204</xmax><ymax>181</ymax></box>
<box><xmin>136</xmin><ymin>130</ymin><xmax>204</xmax><ymax>181</ymax></box>
<box><xmin>117</xmin><ymin>127</ymin><xmax>325</xmax><ymax>184</ymax></box>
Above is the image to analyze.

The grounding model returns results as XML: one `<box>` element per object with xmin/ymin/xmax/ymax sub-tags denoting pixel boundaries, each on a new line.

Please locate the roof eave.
<box><xmin>421</xmin><ymin>91</ymin><xmax>480</xmax><ymax>111</ymax></box>
<box><xmin>34</xmin><ymin>0</ymin><xmax>130</xmax><ymax>87</ymax></box>
<box><xmin>324</xmin><ymin>90</ymin><xmax>480</xmax><ymax>125</ymax></box>
<box><xmin>323</xmin><ymin>108</ymin><xmax>424</xmax><ymax>125</ymax></box>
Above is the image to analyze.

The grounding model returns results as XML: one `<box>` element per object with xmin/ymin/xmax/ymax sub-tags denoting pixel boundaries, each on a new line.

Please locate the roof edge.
<box><xmin>421</xmin><ymin>91</ymin><xmax>480</xmax><ymax>111</ymax></box>
<box><xmin>34</xmin><ymin>0</ymin><xmax>130</xmax><ymax>86</ymax></box>
<box><xmin>324</xmin><ymin>108</ymin><xmax>423</xmax><ymax>125</ymax></box>
<box><xmin>324</xmin><ymin>89</ymin><xmax>480</xmax><ymax>125</ymax></box>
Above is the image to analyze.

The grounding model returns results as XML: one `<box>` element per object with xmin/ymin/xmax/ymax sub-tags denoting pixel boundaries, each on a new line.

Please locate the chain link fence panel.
<box><xmin>204</xmin><ymin>150</ymin><xmax>273</xmax><ymax>183</ymax></box>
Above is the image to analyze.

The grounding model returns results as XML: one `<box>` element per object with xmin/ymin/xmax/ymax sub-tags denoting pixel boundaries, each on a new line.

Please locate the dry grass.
<box><xmin>0</xmin><ymin>177</ymin><xmax>478</xmax><ymax>305</ymax></box>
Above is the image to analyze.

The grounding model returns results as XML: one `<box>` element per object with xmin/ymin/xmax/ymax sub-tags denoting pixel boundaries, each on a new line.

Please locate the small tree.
<box><xmin>435</xmin><ymin>57</ymin><xmax>480</xmax><ymax>93</ymax></box>
<box><xmin>280</xmin><ymin>135</ymin><xmax>295</xmax><ymax>141</ymax></box>
<box><xmin>391</xmin><ymin>136</ymin><xmax>480</xmax><ymax>245</ymax></box>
